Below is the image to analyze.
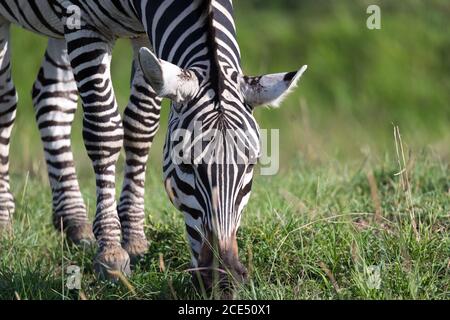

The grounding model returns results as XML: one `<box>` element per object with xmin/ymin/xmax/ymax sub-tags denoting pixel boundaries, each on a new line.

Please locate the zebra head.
<box><xmin>137</xmin><ymin>0</ymin><xmax>307</xmax><ymax>291</ymax></box>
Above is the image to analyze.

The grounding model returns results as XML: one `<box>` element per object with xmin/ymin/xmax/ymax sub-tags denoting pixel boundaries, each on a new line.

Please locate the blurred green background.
<box><xmin>8</xmin><ymin>0</ymin><xmax>450</xmax><ymax>180</ymax></box>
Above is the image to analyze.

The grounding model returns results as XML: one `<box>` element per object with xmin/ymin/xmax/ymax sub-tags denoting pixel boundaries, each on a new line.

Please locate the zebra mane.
<box><xmin>206</xmin><ymin>0</ymin><xmax>222</xmax><ymax>102</ymax></box>
<box><xmin>206</xmin><ymin>0</ymin><xmax>241</xmax><ymax>106</ymax></box>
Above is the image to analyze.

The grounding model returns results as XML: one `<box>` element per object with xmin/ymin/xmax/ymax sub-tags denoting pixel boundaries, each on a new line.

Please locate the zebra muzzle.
<box><xmin>192</xmin><ymin>234</ymin><xmax>248</xmax><ymax>297</ymax></box>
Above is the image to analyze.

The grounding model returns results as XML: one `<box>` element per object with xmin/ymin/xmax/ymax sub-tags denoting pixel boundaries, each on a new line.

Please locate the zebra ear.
<box><xmin>138</xmin><ymin>47</ymin><xmax>199</xmax><ymax>103</ymax></box>
<box><xmin>240</xmin><ymin>65</ymin><xmax>308</xmax><ymax>108</ymax></box>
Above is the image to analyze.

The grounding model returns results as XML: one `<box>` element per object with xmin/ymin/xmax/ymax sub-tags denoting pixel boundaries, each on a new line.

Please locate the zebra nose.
<box><xmin>234</xmin><ymin>259</ymin><xmax>248</xmax><ymax>282</ymax></box>
<box><xmin>192</xmin><ymin>233</ymin><xmax>248</xmax><ymax>297</ymax></box>
<box><xmin>221</xmin><ymin>251</ymin><xmax>248</xmax><ymax>283</ymax></box>
<box><xmin>191</xmin><ymin>262</ymin><xmax>248</xmax><ymax>300</ymax></box>
<box><xmin>193</xmin><ymin>250</ymin><xmax>248</xmax><ymax>297</ymax></box>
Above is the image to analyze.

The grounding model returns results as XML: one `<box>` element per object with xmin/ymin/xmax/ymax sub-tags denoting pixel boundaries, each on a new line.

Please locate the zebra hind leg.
<box><xmin>32</xmin><ymin>38</ymin><xmax>94</xmax><ymax>246</ymax></box>
<box><xmin>119</xmin><ymin>38</ymin><xmax>162</xmax><ymax>264</ymax></box>
<box><xmin>0</xmin><ymin>23</ymin><xmax>16</xmax><ymax>234</ymax></box>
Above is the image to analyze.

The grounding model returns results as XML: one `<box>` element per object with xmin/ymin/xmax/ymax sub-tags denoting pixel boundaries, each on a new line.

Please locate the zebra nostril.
<box><xmin>232</xmin><ymin>261</ymin><xmax>248</xmax><ymax>283</ymax></box>
<box><xmin>239</xmin><ymin>266</ymin><xmax>248</xmax><ymax>282</ymax></box>
<box><xmin>190</xmin><ymin>263</ymin><xmax>247</xmax><ymax>291</ymax></box>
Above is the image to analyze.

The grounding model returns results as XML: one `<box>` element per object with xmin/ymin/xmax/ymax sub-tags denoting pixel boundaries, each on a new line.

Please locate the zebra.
<box><xmin>0</xmin><ymin>1</ymin><xmax>160</xmax><ymax>274</ymax></box>
<box><xmin>0</xmin><ymin>0</ymin><xmax>307</xmax><ymax>288</ymax></box>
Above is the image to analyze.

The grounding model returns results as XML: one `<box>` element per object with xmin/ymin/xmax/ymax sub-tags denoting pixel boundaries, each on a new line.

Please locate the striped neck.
<box><xmin>135</xmin><ymin>0</ymin><xmax>242</xmax><ymax>81</ymax></box>
<box><xmin>207</xmin><ymin>0</ymin><xmax>242</xmax><ymax>74</ymax></box>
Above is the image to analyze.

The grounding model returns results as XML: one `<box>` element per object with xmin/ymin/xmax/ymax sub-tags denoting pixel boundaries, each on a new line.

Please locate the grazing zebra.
<box><xmin>0</xmin><ymin>0</ymin><xmax>307</xmax><ymax>288</ymax></box>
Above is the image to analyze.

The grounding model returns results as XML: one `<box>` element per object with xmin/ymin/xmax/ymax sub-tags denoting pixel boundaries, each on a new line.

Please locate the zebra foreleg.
<box><xmin>32</xmin><ymin>38</ymin><xmax>94</xmax><ymax>246</ymax></box>
<box><xmin>65</xmin><ymin>27</ymin><xmax>130</xmax><ymax>279</ymax></box>
<box><xmin>119</xmin><ymin>38</ymin><xmax>162</xmax><ymax>263</ymax></box>
<box><xmin>0</xmin><ymin>23</ymin><xmax>16</xmax><ymax>233</ymax></box>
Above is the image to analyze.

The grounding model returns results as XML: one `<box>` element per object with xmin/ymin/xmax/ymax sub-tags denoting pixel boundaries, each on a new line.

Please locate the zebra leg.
<box><xmin>32</xmin><ymin>38</ymin><xmax>94</xmax><ymax>245</ymax></box>
<box><xmin>0</xmin><ymin>23</ymin><xmax>16</xmax><ymax>232</ymax></box>
<box><xmin>64</xmin><ymin>27</ymin><xmax>130</xmax><ymax>279</ymax></box>
<box><xmin>119</xmin><ymin>38</ymin><xmax>162</xmax><ymax>263</ymax></box>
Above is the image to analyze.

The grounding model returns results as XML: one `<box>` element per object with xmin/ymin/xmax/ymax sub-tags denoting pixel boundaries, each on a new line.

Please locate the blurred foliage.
<box><xmin>235</xmin><ymin>0</ymin><xmax>450</xmax><ymax>160</ymax></box>
<box><xmin>7</xmin><ymin>0</ymin><xmax>450</xmax><ymax>177</ymax></box>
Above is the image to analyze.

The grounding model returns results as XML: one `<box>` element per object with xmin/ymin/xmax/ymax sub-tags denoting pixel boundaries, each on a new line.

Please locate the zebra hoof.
<box><xmin>66</xmin><ymin>223</ymin><xmax>95</xmax><ymax>247</ymax></box>
<box><xmin>94</xmin><ymin>246</ymin><xmax>131</xmax><ymax>281</ymax></box>
<box><xmin>122</xmin><ymin>237</ymin><xmax>149</xmax><ymax>265</ymax></box>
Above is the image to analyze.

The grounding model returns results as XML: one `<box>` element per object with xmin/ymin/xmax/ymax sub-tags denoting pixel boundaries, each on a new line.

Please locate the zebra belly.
<box><xmin>56</xmin><ymin>0</ymin><xmax>146</xmax><ymax>39</ymax></box>
<box><xmin>0</xmin><ymin>0</ymin><xmax>64</xmax><ymax>38</ymax></box>
<box><xmin>0</xmin><ymin>0</ymin><xmax>146</xmax><ymax>40</ymax></box>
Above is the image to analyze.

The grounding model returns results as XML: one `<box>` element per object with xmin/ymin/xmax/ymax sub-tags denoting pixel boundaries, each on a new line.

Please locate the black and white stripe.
<box><xmin>32</xmin><ymin>38</ymin><xmax>92</xmax><ymax>242</ymax></box>
<box><xmin>0</xmin><ymin>0</ymin><xmax>306</xmax><ymax>281</ymax></box>
<box><xmin>0</xmin><ymin>0</ymin><xmax>164</xmax><ymax>273</ymax></box>
<box><xmin>137</xmin><ymin>0</ymin><xmax>260</xmax><ymax>265</ymax></box>
<box><xmin>0</xmin><ymin>23</ymin><xmax>17</xmax><ymax>230</ymax></box>
<box><xmin>136</xmin><ymin>1</ymin><xmax>306</xmax><ymax>280</ymax></box>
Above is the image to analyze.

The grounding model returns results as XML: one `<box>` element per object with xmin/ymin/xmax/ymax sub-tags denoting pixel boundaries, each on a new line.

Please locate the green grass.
<box><xmin>0</xmin><ymin>0</ymin><xmax>449</xmax><ymax>300</ymax></box>
<box><xmin>8</xmin><ymin>1</ymin><xmax>450</xmax><ymax>173</ymax></box>
<box><xmin>0</xmin><ymin>150</ymin><xmax>448</xmax><ymax>300</ymax></box>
